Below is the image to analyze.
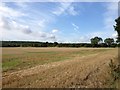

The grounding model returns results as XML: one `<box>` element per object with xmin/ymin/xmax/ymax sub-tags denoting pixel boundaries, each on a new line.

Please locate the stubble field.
<box><xmin>2</xmin><ymin>47</ymin><xmax>118</xmax><ymax>88</ymax></box>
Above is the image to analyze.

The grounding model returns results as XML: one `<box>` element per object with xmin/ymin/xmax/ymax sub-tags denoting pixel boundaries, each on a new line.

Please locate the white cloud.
<box><xmin>103</xmin><ymin>2</ymin><xmax>118</xmax><ymax>31</ymax></box>
<box><xmin>72</xmin><ymin>23</ymin><xmax>79</xmax><ymax>31</ymax></box>
<box><xmin>38</xmin><ymin>19</ymin><xmax>46</xmax><ymax>28</ymax></box>
<box><xmin>52</xmin><ymin>2</ymin><xmax>71</xmax><ymax>15</ymax></box>
<box><xmin>0</xmin><ymin>2</ymin><xmax>57</xmax><ymax>42</ymax></box>
<box><xmin>0</xmin><ymin>16</ymin><xmax>32</xmax><ymax>34</ymax></box>
<box><xmin>37</xmin><ymin>32</ymin><xmax>47</xmax><ymax>38</ymax></box>
<box><xmin>52</xmin><ymin>29</ymin><xmax>59</xmax><ymax>33</ymax></box>
<box><xmin>88</xmin><ymin>32</ymin><xmax>103</xmax><ymax>38</ymax></box>
<box><xmin>67</xmin><ymin>6</ymin><xmax>78</xmax><ymax>15</ymax></box>
<box><xmin>102</xmin><ymin>2</ymin><xmax>118</xmax><ymax>40</ymax></box>
<box><xmin>112</xmin><ymin>32</ymin><xmax>117</xmax><ymax>38</ymax></box>
<box><xmin>77</xmin><ymin>32</ymin><xmax>104</xmax><ymax>43</ymax></box>
<box><xmin>0</xmin><ymin>3</ymin><xmax>25</xmax><ymax>18</ymax></box>
<box><xmin>20</xmin><ymin>25</ymin><xmax>32</xmax><ymax>34</ymax></box>
<box><xmin>48</xmin><ymin>34</ymin><xmax>56</xmax><ymax>39</ymax></box>
<box><xmin>58</xmin><ymin>35</ymin><xmax>90</xmax><ymax>43</ymax></box>
<box><xmin>79</xmin><ymin>36</ymin><xmax>90</xmax><ymax>43</ymax></box>
<box><xmin>52</xmin><ymin>2</ymin><xmax>78</xmax><ymax>16</ymax></box>
<box><xmin>0</xmin><ymin>9</ymin><xmax>56</xmax><ymax>41</ymax></box>
<box><xmin>15</xmin><ymin>2</ymin><xmax>28</xmax><ymax>8</ymax></box>
<box><xmin>1</xmin><ymin>19</ymin><xmax>57</xmax><ymax>41</ymax></box>
<box><xmin>0</xmin><ymin>16</ymin><xmax>11</xmax><ymax>30</ymax></box>
<box><xmin>1</xmin><ymin>16</ymin><xmax>57</xmax><ymax>41</ymax></box>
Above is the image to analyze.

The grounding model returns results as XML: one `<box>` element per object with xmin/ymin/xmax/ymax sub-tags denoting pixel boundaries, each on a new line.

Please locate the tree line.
<box><xmin>1</xmin><ymin>37</ymin><xmax>119</xmax><ymax>48</ymax></box>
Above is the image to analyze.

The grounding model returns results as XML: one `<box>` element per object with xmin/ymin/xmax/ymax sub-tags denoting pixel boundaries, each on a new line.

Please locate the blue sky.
<box><xmin>0</xmin><ymin>1</ymin><xmax>118</xmax><ymax>43</ymax></box>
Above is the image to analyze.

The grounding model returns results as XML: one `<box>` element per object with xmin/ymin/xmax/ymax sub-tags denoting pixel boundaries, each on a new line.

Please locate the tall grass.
<box><xmin>109</xmin><ymin>59</ymin><xmax>120</xmax><ymax>88</ymax></box>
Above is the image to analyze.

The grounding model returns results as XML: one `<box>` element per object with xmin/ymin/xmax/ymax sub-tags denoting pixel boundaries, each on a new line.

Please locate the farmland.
<box><xmin>2</xmin><ymin>47</ymin><xmax>118</xmax><ymax>88</ymax></box>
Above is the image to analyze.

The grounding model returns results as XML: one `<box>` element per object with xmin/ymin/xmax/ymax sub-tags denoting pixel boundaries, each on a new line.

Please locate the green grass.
<box><xmin>2</xmin><ymin>59</ymin><xmax>21</xmax><ymax>72</ymax></box>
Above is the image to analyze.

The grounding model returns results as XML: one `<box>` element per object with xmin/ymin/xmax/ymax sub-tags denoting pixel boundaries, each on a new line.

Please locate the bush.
<box><xmin>109</xmin><ymin>59</ymin><xmax>120</xmax><ymax>81</ymax></box>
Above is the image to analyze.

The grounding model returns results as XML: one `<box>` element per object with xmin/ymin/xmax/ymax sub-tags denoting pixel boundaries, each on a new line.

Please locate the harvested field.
<box><xmin>2</xmin><ymin>47</ymin><xmax>118</xmax><ymax>88</ymax></box>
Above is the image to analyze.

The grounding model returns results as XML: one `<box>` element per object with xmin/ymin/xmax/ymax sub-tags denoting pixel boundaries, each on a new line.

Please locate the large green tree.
<box><xmin>104</xmin><ymin>38</ymin><xmax>114</xmax><ymax>46</ymax></box>
<box><xmin>90</xmin><ymin>36</ymin><xmax>103</xmax><ymax>47</ymax></box>
<box><xmin>114</xmin><ymin>17</ymin><xmax>120</xmax><ymax>43</ymax></box>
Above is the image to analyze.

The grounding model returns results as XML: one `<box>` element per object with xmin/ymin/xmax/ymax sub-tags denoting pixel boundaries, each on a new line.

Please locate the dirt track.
<box><xmin>2</xmin><ymin>48</ymin><xmax>118</xmax><ymax>88</ymax></box>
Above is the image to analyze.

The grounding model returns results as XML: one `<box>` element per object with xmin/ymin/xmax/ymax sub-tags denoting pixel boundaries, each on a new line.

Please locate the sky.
<box><xmin>0</xmin><ymin>1</ymin><xmax>119</xmax><ymax>43</ymax></box>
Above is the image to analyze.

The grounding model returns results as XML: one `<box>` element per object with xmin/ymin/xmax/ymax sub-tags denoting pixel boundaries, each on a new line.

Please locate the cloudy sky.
<box><xmin>0</xmin><ymin>1</ymin><xmax>119</xmax><ymax>43</ymax></box>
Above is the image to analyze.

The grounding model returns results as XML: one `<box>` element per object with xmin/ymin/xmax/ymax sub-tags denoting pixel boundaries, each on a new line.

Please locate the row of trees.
<box><xmin>1</xmin><ymin>38</ymin><xmax>119</xmax><ymax>48</ymax></box>
<box><xmin>90</xmin><ymin>37</ymin><xmax>115</xmax><ymax>47</ymax></box>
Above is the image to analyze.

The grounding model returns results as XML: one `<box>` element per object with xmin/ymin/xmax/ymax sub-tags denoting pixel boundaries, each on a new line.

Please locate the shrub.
<box><xmin>109</xmin><ymin>59</ymin><xmax>120</xmax><ymax>81</ymax></box>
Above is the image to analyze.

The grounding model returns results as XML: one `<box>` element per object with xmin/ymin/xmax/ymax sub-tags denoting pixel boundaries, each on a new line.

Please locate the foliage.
<box><xmin>104</xmin><ymin>38</ymin><xmax>114</xmax><ymax>47</ymax></box>
<box><xmin>90</xmin><ymin>36</ymin><xmax>103</xmax><ymax>47</ymax></box>
<box><xmin>1</xmin><ymin>41</ymin><xmax>118</xmax><ymax>48</ymax></box>
<box><xmin>114</xmin><ymin>17</ymin><xmax>120</xmax><ymax>43</ymax></box>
